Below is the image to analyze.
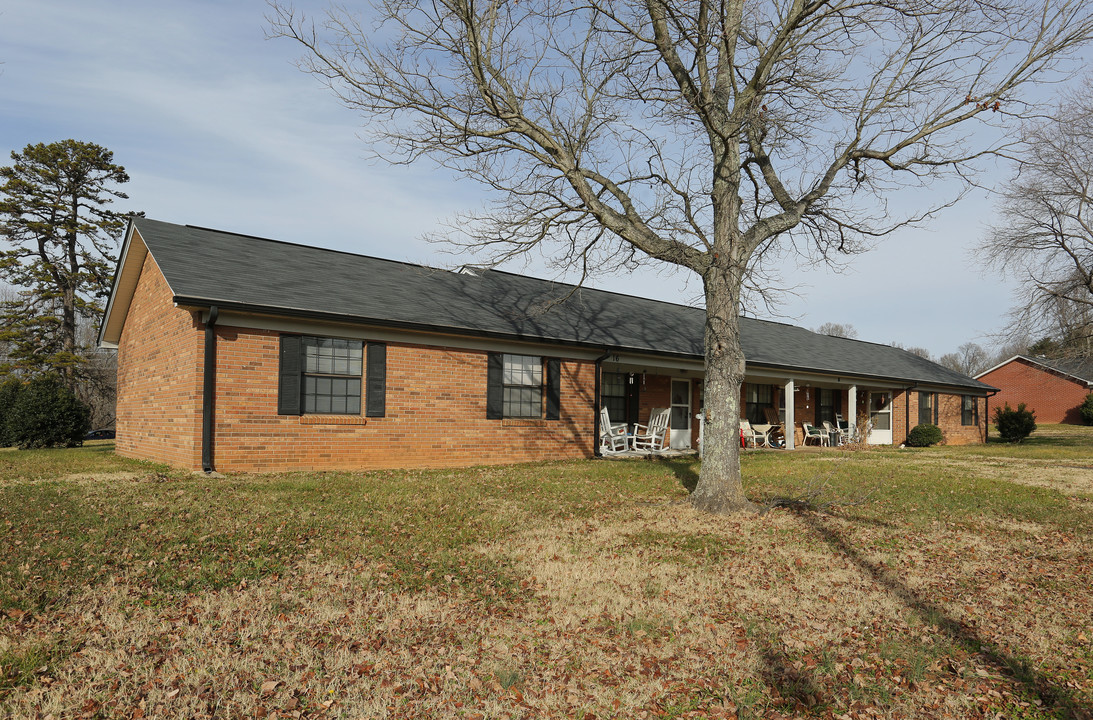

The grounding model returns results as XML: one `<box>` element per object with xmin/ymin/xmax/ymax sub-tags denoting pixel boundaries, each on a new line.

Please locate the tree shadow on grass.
<box><xmin>654</xmin><ymin>457</ymin><xmax>699</xmax><ymax>492</ymax></box>
<box><xmin>799</xmin><ymin>512</ymin><xmax>1091</xmax><ymax>719</ymax></box>
<box><xmin>753</xmin><ymin>633</ymin><xmax>825</xmax><ymax>714</ymax></box>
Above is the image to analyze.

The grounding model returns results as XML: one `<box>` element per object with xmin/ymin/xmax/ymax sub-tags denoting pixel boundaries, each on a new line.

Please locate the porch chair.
<box><xmin>632</xmin><ymin>408</ymin><xmax>671</xmax><ymax>452</ymax></box>
<box><xmin>762</xmin><ymin>407</ymin><xmax>785</xmax><ymax>447</ymax></box>
<box><xmin>740</xmin><ymin>420</ymin><xmax>763</xmax><ymax>449</ymax></box>
<box><xmin>822</xmin><ymin>421</ymin><xmax>841</xmax><ymax>446</ymax></box>
<box><xmin>835</xmin><ymin>415</ymin><xmax>853</xmax><ymax>443</ymax></box>
<box><xmin>802</xmin><ymin>422</ymin><xmax>828</xmax><ymax>446</ymax></box>
<box><xmin>599</xmin><ymin>407</ymin><xmax>630</xmax><ymax>455</ymax></box>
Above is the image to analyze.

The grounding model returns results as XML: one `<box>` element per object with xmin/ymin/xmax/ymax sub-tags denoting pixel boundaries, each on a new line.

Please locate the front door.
<box><xmin>868</xmin><ymin>391</ymin><xmax>893</xmax><ymax>445</ymax></box>
<box><xmin>670</xmin><ymin>379</ymin><xmax>692</xmax><ymax>449</ymax></box>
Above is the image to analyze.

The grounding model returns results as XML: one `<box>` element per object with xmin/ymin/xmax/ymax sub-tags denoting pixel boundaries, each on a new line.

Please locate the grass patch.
<box><xmin>0</xmin><ymin>637</ymin><xmax>79</xmax><ymax>702</ymax></box>
<box><xmin>0</xmin><ymin>431</ymin><xmax>1091</xmax><ymax>718</ymax></box>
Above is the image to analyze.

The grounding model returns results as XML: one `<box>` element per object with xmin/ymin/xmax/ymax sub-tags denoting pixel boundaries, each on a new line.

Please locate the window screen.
<box><xmin>745</xmin><ymin>384</ymin><xmax>773</xmax><ymax>425</ymax></box>
<box><xmin>602</xmin><ymin>372</ymin><xmax>627</xmax><ymax>422</ymax></box>
<box><xmin>502</xmin><ymin>354</ymin><xmax>542</xmax><ymax>418</ymax></box>
<box><xmin>817</xmin><ymin>389</ymin><xmax>841</xmax><ymax>425</ymax></box>
<box><xmin>302</xmin><ymin>337</ymin><xmax>363</xmax><ymax>415</ymax></box>
<box><xmin>962</xmin><ymin>395</ymin><xmax>978</xmax><ymax>426</ymax></box>
<box><xmin>918</xmin><ymin>391</ymin><xmax>934</xmax><ymax>426</ymax></box>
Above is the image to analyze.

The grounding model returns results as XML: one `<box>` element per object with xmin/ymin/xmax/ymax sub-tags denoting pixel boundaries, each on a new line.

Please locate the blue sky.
<box><xmin>0</xmin><ymin>0</ymin><xmax>1076</xmax><ymax>357</ymax></box>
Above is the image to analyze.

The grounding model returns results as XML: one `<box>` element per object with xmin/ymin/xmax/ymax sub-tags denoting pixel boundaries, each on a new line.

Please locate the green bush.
<box><xmin>0</xmin><ymin>378</ymin><xmax>24</xmax><ymax>447</ymax></box>
<box><xmin>905</xmin><ymin>423</ymin><xmax>943</xmax><ymax>447</ymax></box>
<box><xmin>994</xmin><ymin>402</ymin><xmax>1036</xmax><ymax>443</ymax></box>
<box><xmin>5</xmin><ymin>375</ymin><xmax>91</xmax><ymax>449</ymax></box>
<box><xmin>1080</xmin><ymin>393</ymin><xmax>1093</xmax><ymax>425</ymax></box>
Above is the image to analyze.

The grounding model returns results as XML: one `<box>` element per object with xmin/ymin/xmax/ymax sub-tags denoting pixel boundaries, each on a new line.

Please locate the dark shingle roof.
<box><xmin>1023</xmin><ymin>355</ymin><xmax>1093</xmax><ymax>385</ymax></box>
<box><xmin>130</xmin><ymin>218</ymin><xmax>993</xmax><ymax>392</ymax></box>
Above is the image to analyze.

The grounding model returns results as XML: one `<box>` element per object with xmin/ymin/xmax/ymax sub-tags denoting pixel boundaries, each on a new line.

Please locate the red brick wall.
<box><xmin>207</xmin><ymin>327</ymin><xmax>597</xmax><ymax>472</ymax></box>
<box><xmin>978</xmin><ymin>358</ymin><xmax>1091</xmax><ymax>424</ymax></box>
<box><xmin>939</xmin><ymin>393</ymin><xmax>985</xmax><ymax>445</ymax></box>
<box><xmin>892</xmin><ymin>390</ymin><xmax>984</xmax><ymax>445</ymax></box>
<box><xmin>115</xmin><ymin>254</ymin><xmax>204</xmax><ymax>468</ymax></box>
<box><xmin>115</xmin><ymin>260</ymin><xmax>598</xmax><ymax>473</ymax></box>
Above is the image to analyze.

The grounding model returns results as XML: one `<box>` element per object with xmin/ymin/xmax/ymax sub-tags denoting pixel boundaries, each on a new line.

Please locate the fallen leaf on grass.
<box><xmin>260</xmin><ymin>680</ymin><xmax>280</xmax><ymax>694</ymax></box>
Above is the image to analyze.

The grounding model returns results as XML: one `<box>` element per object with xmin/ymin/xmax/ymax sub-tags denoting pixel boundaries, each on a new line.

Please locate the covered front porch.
<box><xmin>599</xmin><ymin>353</ymin><xmax>903</xmax><ymax>453</ymax></box>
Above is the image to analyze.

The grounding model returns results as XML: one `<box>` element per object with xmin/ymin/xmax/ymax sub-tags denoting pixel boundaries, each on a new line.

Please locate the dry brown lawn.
<box><xmin>1</xmin><ymin>426</ymin><xmax>1092</xmax><ymax>719</ymax></box>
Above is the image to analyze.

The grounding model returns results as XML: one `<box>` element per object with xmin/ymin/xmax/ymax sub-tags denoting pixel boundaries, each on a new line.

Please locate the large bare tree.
<box><xmin>271</xmin><ymin>0</ymin><xmax>1093</xmax><ymax>512</ymax></box>
<box><xmin>981</xmin><ymin>79</ymin><xmax>1093</xmax><ymax>358</ymax></box>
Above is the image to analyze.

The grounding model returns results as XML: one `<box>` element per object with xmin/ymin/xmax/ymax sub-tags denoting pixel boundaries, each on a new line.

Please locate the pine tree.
<box><xmin>0</xmin><ymin>140</ymin><xmax>133</xmax><ymax>389</ymax></box>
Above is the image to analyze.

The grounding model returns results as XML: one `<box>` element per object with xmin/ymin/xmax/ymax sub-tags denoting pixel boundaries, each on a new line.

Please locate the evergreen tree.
<box><xmin>0</xmin><ymin>140</ymin><xmax>133</xmax><ymax>390</ymax></box>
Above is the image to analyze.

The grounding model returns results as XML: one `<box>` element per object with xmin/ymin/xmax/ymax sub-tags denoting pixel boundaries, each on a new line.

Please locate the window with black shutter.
<box><xmin>745</xmin><ymin>384</ymin><xmax>774</xmax><ymax>425</ymax></box>
<box><xmin>961</xmin><ymin>395</ymin><xmax>978</xmax><ymax>426</ymax></box>
<box><xmin>817</xmin><ymin>388</ymin><xmax>841</xmax><ymax>425</ymax></box>
<box><xmin>602</xmin><ymin>372</ymin><xmax>627</xmax><ymax>422</ymax></box>
<box><xmin>918</xmin><ymin>392</ymin><xmax>935</xmax><ymax>426</ymax></box>
<box><xmin>278</xmin><ymin>335</ymin><xmax>374</xmax><ymax>416</ymax></box>
<box><xmin>486</xmin><ymin>353</ymin><xmax>560</xmax><ymax>419</ymax></box>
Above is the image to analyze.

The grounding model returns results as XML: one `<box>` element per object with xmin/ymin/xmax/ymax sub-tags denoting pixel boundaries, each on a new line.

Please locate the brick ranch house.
<box><xmin>98</xmin><ymin>219</ymin><xmax>997</xmax><ymax>473</ymax></box>
<box><xmin>975</xmin><ymin>355</ymin><xmax>1093</xmax><ymax>424</ymax></box>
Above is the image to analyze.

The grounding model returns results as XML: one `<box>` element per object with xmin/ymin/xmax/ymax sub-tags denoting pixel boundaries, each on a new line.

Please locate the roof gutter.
<box><xmin>593</xmin><ymin>348</ymin><xmax>613</xmax><ymax>457</ymax></box>
<box><xmin>170</xmin><ymin>296</ymin><xmax>997</xmax><ymax>395</ymax></box>
<box><xmin>903</xmin><ymin>384</ymin><xmax>916</xmax><ymax>444</ymax></box>
<box><xmin>202</xmin><ymin>305</ymin><xmax>219</xmax><ymax>473</ymax></box>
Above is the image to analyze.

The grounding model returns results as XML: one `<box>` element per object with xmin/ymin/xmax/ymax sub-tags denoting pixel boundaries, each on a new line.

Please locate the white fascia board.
<box><xmin>209</xmin><ymin>309</ymin><xmax>608</xmax><ymax>360</ymax></box>
<box><xmin>98</xmin><ymin>222</ymin><xmax>149</xmax><ymax>348</ymax></box>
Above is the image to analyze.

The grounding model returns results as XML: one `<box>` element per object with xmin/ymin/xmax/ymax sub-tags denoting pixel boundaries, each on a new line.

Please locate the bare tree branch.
<box><xmin>269</xmin><ymin>0</ymin><xmax>1093</xmax><ymax>512</ymax></box>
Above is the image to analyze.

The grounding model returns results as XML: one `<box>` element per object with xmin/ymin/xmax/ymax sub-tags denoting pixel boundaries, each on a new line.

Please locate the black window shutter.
<box><xmin>278</xmin><ymin>335</ymin><xmax>303</xmax><ymax>415</ymax></box>
<box><xmin>933</xmin><ymin>393</ymin><xmax>939</xmax><ymax>426</ymax></box>
<box><xmin>545</xmin><ymin>358</ymin><xmax>561</xmax><ymax>420</ymax></box>
<box><xmin>365</xmin><ymin>342</ymin><xmax>386</xmax><ymax>418</ymax></box>
<box><xmin>486</xmin><ymin>353</ymin><xmax>503</xmax><ymax>419</ymax></box>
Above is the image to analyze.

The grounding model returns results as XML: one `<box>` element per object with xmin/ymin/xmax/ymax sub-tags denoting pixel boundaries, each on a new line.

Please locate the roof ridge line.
<box><xmin>180</xmin><ymin>222</ymin><xmax>450</xmax><ymax>275</ymax></box>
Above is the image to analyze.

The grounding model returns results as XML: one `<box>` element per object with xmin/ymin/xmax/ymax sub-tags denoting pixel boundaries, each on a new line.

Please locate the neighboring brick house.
<box><xmin>99</xmin><ymin>219</ymin><xmax>996</xmax><ymax>473</ymax></box>
<box><xmin>975</xmin><ymin>355</ymin><xmax>1093</xmax><ymax>424</ymax></box>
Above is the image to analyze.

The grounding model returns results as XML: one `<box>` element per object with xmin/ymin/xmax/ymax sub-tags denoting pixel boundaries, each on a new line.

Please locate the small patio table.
<box><xmin>753</xmin><ymin>423</ymin><xmax>776</xmax><ymax>448</ymax></box>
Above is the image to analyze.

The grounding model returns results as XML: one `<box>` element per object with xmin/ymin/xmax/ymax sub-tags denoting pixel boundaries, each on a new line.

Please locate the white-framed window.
<box><xmin>961</xmin><ymin>395</ymin><xmax>978</xmax><ymax>426</ymax></box>
<box><xmin>502</xmin><ymin>354</ymin><xmax>542</xmax><ymax>418</ymax></box>
<box><xmin>302</xmin><ymin>336</ymin><xmax>362</xmax><ymax>415</ymax></box>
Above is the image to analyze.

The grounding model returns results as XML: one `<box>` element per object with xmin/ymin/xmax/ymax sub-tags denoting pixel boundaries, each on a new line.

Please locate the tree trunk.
<box><xmin>689</xmin><ymin>264</ymin><xmax>754</xmax><ymax>513</ymax></box>
<box><xmin>60</xmin><ymin>285</ymin><xmax>77</xmax><ymax>391</ymax></box>
<box><xmin>62</xmin><ymin>219</ymin><xmax>79</xmax><ymax>392</ymax></box>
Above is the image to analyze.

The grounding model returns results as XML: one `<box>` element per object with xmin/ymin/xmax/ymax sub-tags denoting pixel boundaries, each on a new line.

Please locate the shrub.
<box><xmin>994</xmin><ymin>402</ymin><xmax>1036</xmax><ymax>443</ymax></box>
<box><xmin>1080</xmin><ymin>393</ymin><xmax>1093</xmax><ymax>426</ymax></box>
<box><xmin>0</xmin><ymin>378</ymin><xmax>23</xmax><ymax>447</ymax></box>
<box><xmin>905</xmin><ymin>423</ymin><xmax>943</xmax><ymax>447</ymax></box>
<box><xmin>5</xmin><ymin>375</ymin><xmax>91</xmax><ymax>449</ymax></box>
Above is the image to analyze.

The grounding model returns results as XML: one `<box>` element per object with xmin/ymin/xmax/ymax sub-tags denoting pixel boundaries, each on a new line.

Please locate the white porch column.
<box><xmin>784</xmin><ymin>378</ymin><xmax>795</xmax><ymax>450</ymax></box>
<box><xmin>848</xmin><ymin>385</ymin><xmax>857</xmax><ymax>437</ymax></box>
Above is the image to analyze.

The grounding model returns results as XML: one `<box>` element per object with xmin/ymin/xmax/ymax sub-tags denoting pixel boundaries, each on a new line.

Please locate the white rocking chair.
<box><xmin>740</xmin><ymin>419</ymin><xmax>763</xmax><ymax>449</ymax></box>
<box><xmin>599</xmin><ymin>407</ymin><xmax>630</xmax><ymax>454</ymax></box>
<box><xmin>632</xmin><ymin>408</ymin><xmax>671</xmax><ymax>452</ymax></box>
